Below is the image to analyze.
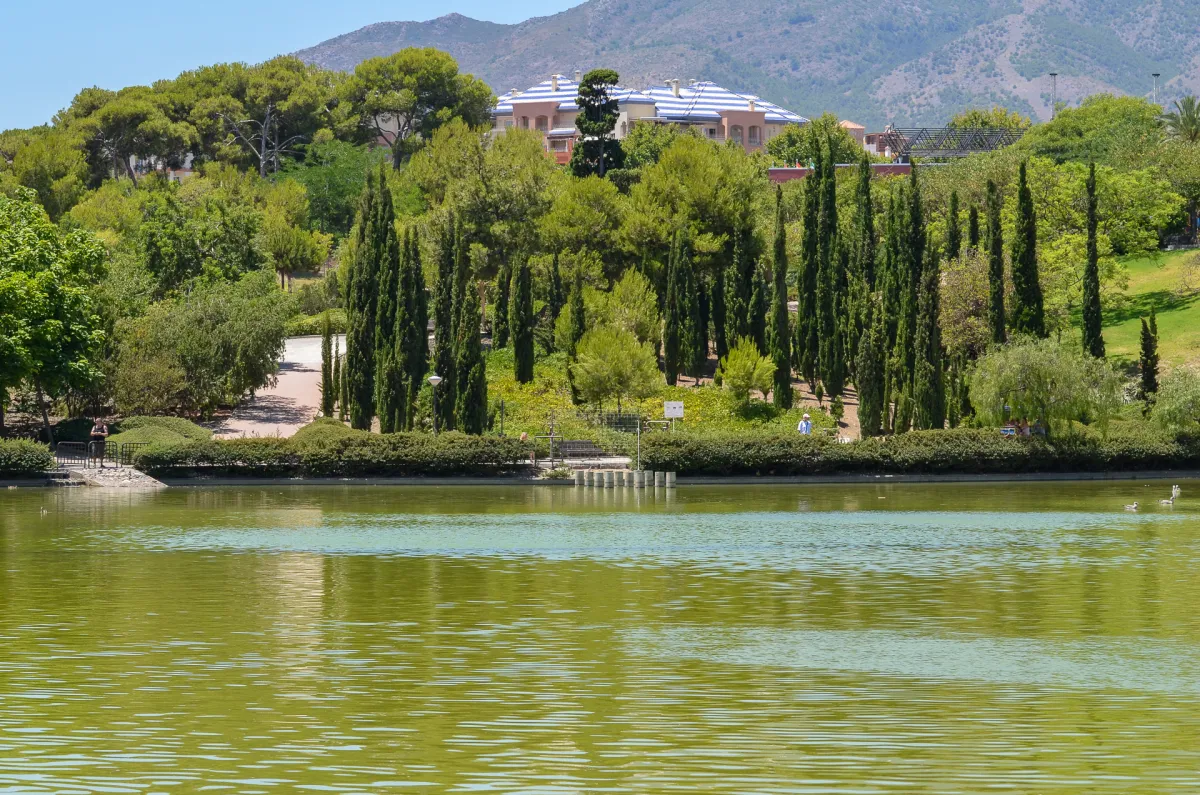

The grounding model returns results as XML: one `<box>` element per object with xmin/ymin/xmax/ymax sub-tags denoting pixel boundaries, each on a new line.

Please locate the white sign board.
<box><xmin>664</xmin><ymin>401</ymin><xmax>684</xmax><ymax>419</ymax></box>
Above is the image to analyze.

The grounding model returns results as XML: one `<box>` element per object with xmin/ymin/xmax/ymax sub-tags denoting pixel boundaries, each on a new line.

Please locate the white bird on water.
<box><xmin>1161</xmin><ymin>485</ymin><xmax>1183</xmax><ymax>505</ymax></box>
<box><xmin>1124</xmin><ymin>502</ymin><xmax>1139</xmax><ymax>512</ymax></box>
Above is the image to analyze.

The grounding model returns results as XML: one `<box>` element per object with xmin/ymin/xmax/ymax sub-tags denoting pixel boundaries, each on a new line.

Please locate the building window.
<box><xmin>748</xmin><ymin>126</ymin><xmax>761</xmax><ymax>145</ymax></box>
<box><xmin>520</xmin><ymin>117</ymin><xmax>529</xmax><ymax>129</ymax></box>
<box><xmin>536</xmin><ymin>116</ymin><xmax>549</xmax><ymax>132</ymax></box>
<box><xmin>708</xmin><ymin>128</ymin><xmax>716</xmax><ymax>138</ymax></box>
<box><xmin>730</xmin><ymin>125</ymin><xmax>744</xmax><ymax>145</ymax></box>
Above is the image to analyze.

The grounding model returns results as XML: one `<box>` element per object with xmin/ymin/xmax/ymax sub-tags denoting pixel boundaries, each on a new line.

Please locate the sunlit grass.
<box><xmin>1101</xmin><ymin>250</ymin><xmax>1200</xmax><ymax>369</ymax></box>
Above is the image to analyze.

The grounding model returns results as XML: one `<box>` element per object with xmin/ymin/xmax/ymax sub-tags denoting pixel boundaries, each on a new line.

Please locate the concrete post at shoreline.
<box><xmin>585</xmin><ymin>470</ymin><xmax>594</xmax><ymax>486</ymax></box>
<box><xmin>666</xmin><ymin>471</ymin><xmax>677</xmax><ymax>488</ymax></box>
<box><xmin>634</xmin><ymin>470</ymin><xmax>645</xmax><ymax>488</ymax></box>
<box><xmin>604</xmin><ymin>470</ymin><xmax>614</xmax><ymax>488</ymax></box>
<box><xmin>654</xmin><ymin>471</ymin><xmax>665</xmax><ymax>488</ymax></box>
<box><xmin>574</xmin><ymin>470</ymin><xmax>584</xmax><ymax>486</ymax></box>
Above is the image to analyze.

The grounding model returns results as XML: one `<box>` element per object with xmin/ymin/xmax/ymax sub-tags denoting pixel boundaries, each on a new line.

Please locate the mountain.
<box><xmin>295</xmin><ymin>0</ymin><xmax>1200</xmax><ymax>128</ymax></box>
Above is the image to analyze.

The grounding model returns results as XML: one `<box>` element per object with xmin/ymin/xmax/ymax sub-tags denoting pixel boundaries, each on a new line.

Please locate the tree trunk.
<box><xmin>36</xmin><ymin>383</ymin><xmax>52</xmax><ymax>446</ymax></box>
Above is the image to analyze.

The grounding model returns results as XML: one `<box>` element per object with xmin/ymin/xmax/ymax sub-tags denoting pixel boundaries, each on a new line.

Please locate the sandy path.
<box><xmin>212</xmin><ymin>336</ymin><xmax>340</xmax><ymax>439</ymax></box>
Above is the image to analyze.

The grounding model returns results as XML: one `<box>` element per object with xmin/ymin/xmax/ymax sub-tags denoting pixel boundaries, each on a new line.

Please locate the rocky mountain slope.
<box><xmin>296</xmin><ymin>0</ymin><xmax>1200</xmax><ymax>127</ymax></box>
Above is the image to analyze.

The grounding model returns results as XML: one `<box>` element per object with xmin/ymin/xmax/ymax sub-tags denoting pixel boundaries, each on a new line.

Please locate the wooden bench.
<box><xmin>556</xmin><ymin>440</ymin><xmax>608</xmax><ymax>460</ymax></box>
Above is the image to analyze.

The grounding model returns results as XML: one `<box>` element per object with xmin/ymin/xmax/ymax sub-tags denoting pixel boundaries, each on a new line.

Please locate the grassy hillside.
<box><xmin>295</xmin><ymin>0</ymin><xmax>1200</xmax><ymax>127</ymax></box>
<box><xmin>1103</xmin><ymin>251</ymin><xmax>1200</xmax><ymax>369</ymax></box>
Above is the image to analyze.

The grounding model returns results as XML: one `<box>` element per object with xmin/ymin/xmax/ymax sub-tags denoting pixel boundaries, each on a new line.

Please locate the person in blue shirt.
<box><xmin>797</xmin><ymin>413</ymin><xmax>812</xmax><ymax>435</ymax></box>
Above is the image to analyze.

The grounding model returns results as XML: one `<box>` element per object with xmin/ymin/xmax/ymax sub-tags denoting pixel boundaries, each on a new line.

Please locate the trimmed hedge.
<box><xmin>640</xmin><ymin>426</ymin><xmax>1200</xmax><ymax>476</ymax></box>
<box><xmin>285</xmin><ymin>309</ymin><xmax>346</xmax><ymax>337</ymax></box>
<box><xmin>108</xmin><ymin>416</ymin><xmax>213</xmax><ymax>446</ymax></box>
<box><xmin>0</xmin><ymin>439</ymin><xmax>54</xmax><ymax>477</ymax></box>
<box><xmin>132</xmin><ymin>430</ymin><xmax>532</xmax><ymax>478</ymax></box>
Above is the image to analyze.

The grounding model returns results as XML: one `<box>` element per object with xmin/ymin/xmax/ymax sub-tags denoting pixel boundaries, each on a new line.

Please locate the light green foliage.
<box><xmin>765</xmin><ymin>114</ymin><xmax>865</xmax><ymax>166</ymax></box>
<box><xmin>1020</xmin><ymin>94</ymin><xmax>1163</xmax><ymax>167</ymax></box>
<box><xmin>588</xmin><ymin>269</ymin><xmax>660</xmax><ymax>345</ymax></box>
<box><xmin>969</xmin><ymin>335</ymin><xmax>1123</xmax><ymax>436</ymax></box>
<box><xmin>716</xmin><ymin>337</ymin><xmax>775</xmax><ymax>408</ymax></box>
<box><xmin>1152</xmin><ymin>367</ymin><xmax>1200</xmax><ymax>430</ymax></box>
<box><xmin>107</xmin><ymin>416</ymin><xmax>212</xmax><ymax>446</ymax></box>
<box><xmin>1160</xmin><ymin>96</ymin><xmax>1200</xmax><ymax>144</ymax></box>
<box><xmin>0</xmin><ymin>126</ymin><xmax>89</xmax><ymax>221</ymax></box>
<box><xmin>620</xmin><ymin>122</ymin><xmax>691</xmax><ymax>169</ymax></box>
<box><xmin>949</xmin><ymin>106</ymin><xmax>1032</xmax><ymax>130</ymax></box>
<box><xmin>571</xmin><ymin>326</ymin><xmax>661</xmax><ymax>412</ymax></box>
<box><xmin>539</xmin><ymin>175</ymin><xmax>624</xmax><ymax>279</ymax></box>
<box><xmin>282</xmin><ymin>140</ymin><xmax>386</xmax><ymax>236</ymax></box>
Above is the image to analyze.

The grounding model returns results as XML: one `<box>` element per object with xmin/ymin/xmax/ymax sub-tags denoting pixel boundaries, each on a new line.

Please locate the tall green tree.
<box><xmin>1140</xmin><ymin>310</ymin><xmax>1159</xmax><ymax>398</ymax></box>
<box><xmin>663</xmin><ymin>230</ymin><xmax>687</xmax><ymax>385</ymax></box>
<box><xmin>853</xmin><ymin>154</ymin><xmax>876</xmax><ymax>289</ymax></box>
<box><xmin>397</xmin><ymin>227</ymin><xmax>429</xmax><ymax>429</ymax></box>
<box><xmin>1081</xmin><ymin>162</ymin><xmax>1105</xmax><ymax>358</ymax></box>
<box><xmin>567</xmin><ymin>270</ymin><xmax>586</xmax><ymax>358</ymax></box>
<box><xmin>769</xmin><ymin>186</ymin><xmax>793</xmax><ymax>407</ymax></box>
<box><xmin>945</xmin><ymin>191</ymin><xmax>961</xmax><ymax>260</ymax></box>
<box><xmin>724</xmin><ymin>231</ymin><xmax>752</xmax><ymax>347</ymax></box>
<box><xmin>711</xmin><ymin>267</ymin><xmax>727</xmax><ymax>360</ymax></box>
<box><xmin>433</xmin><ymin>216</ymin><xmax>458</xmax><ymax>429</ymax></box>
<box><xmin>816</xmin><ymin>143</ymin><xmax>839</xmax><ymax>396</ymax></box>
<box><xmin>547</xmin><ymin>251</ymin><xmax>566</xmax><ymax>331</ymax></box>
<box><xmin>570</xmin><ymin>69</ymin><xmax>625</xmax><ymax>178</ymax></box>
<box><xmin>1010</xmin><ymin>161</ymin><xmax>1046</xmax><ymax>337</ymax></box>
<box><xmin>492</xmin><ymin>262</ymin><xmax>511</xmax><ymax>348</ymax></box>
<box><xmin>509</xmin><ymin>256</ymin><xmax>534</xmax><ymax>383</ymax></box>
<box><xmin>320</xmin><ymin>311</ymin><xmax>335</xmax><ymax>417</ymax></box>
<box><xmin>912</xmin><ymin>247</ymin><xmax>945</xmax><ymax>430</ymax></box>
<box><xmin>374</xmin><ymin>182</ymin><xmax>403</xmax><ymax>433</ymax></box>
<box><xmin>797</xmin><ymin>142</ymin><xmax>821</xmax><ymax>382</ymax></box>
<box><xmin>985</xmin><ymin>180</ymin><xmax>1006</xmax><ymax>345</ymax></box>
<box><xmin>749</xmin><ymin>263</ymin><xmax>768</xmax><ymax>354</ymax></box>
<box><xmin>453</xmin><ymin>278</ymin><xmax>487</xmax><ymax>433</ymax></box>
<box><xmin>1162</xmin><ymin>96</ymin><xmax>1200</xmax><ymax>144</ymax></box>
<box><xmin>344</xmin><ymin>170</ymin><xmax>380</xmax><ymax>430</ymax></box>
<box><xmin>333</xmin><ymin>338</ymin><xmax>344</xmax><ymax>421</ymax></box>
<box><xmin>967</xmin><ymin>205</ymin><xmax>980</xmax><ymax>251</ymax></box>
<box><xmin>855</xmin><ymin>299</ymin><xmax>886</xmax><ymax>437</ymax></box>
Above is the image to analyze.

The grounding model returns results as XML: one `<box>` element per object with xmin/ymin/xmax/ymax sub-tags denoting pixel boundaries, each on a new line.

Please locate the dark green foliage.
<box><xmin>711</xmin><ymin>267</ymin><xmax>727</xmax><ymax>360</ymax></box>
<box><xmin>912</xmin><ymin>247</ymin><xmax>945</xmax><ymax>430</ymax></box>
<box><xmin>338</xmin><ymin>346</ymin><xmax>348</xmax><ymax>422</ymax></box>
<box><xmin>797</xmin><ymin>149</ymin><xmax>820</xmax><ymax>383</ymax></box>
<box><xmin>0</xmin><ymin>439</ymin><xmax>54</xmax><ymax>477</ymax></box>
<box><xmin>509</xmin><ymin>257</ymin><xmax>534</xmax><ymax>383</ymax></box>
<box><xmin>492</xmin><ymin>262</ymin><xmax>511</xmax><ymax>348</ymax></box>
<box><xmin>332</xmin><ymin>338</ymin><xmax>343</xmax><ymax>421</ymax></box>
<box><xmin>547</xmin><ymin>251</ymin><xmax>566</xmax><ymax>330</ymax></box>
<box><xmin>344</xmin><ymin>169</ymin><xmax>380</xmax><ymax>430</ymax></box>
<box><xmin>1010</xmin><ymin>161</ymin><xmax>1046</xmax><ymax>337</ymax></box>
<box><xmin>1082</xmin><ymin>162</ymin><xmax>1105</xmax><ymax>358</ymax></box>
<box><xmin>399</xmin><ymin>228</ymin><xmax>429</xmax><ymax>428</ymax></box>
<box><xmin>569</xmin><ymin>69</ymin><xmax>625</xmax><ymax>178</ymax></box>
<box><xmin>986</xmin><ymin>180</ymin><xmax>1006</xmax><ymax>345</ymax></box>
<box><xmin>967</xmin><ymin>205</ymin><xmax>981</xmax><ymax>250</ymax></box>
<box><xmin>724</xmin><ymin>231</ymin><xmax>753</xmax><ymax>348</ymax></box>
<box><xmin>1140</xmin><ymin>310</ymin><xmax>1159</xmax><ymax>397</ymax></box>
<box><xmin>664</xmin><ymin>231</ymin><xmax>687</xmax><ymax>385</ymax></box>
<box><xmin>769</xmin><ymin>186</ymin><xmax>793</xmax><ymax>407</ymax></box>
<box><xmin>855</xmin><ymin>300</ymin><xmax>885</xmax><ymax>437</ymax></box>
<box><xmin>433</xmin><ymin>217</ymin><xmax>458</xmax><ymax>430</ymax></box>
<box><xmin>641</xmin><ymin>425</ymin><xmax>1200</xmax><ymax>477</ymax></box>
<box><xmin>131</xmin><ymin>428</ymin><xmax>529</xmax><ymax>478</ymax></box>
<box><xmin>320</xmin><ymin>312</ymin><xmax>335</xmax><ymax>417</ymax></box>
<box><xmin>749</xmin><ymin>264</ymin><xmax>769</xmax><ymax>354</ymax></box>
<box><xmin>374</xmin><ymin>182</ymin><xmax>402</xmax><ymax>433</ymax></box>
<box><xmin>567</xmin><ymin>270</ymin><xmax>585</xmax><ymax>358</ymax></box>
<box><xmin>945</xmin><ymin>191</ymin><xmax>961</xmax><ymax>260</ymax></box>
<box><xmin>816</xmin><ymin>147</ymin><xmax>840</xmax><ymax>397</ymax></box>
<box><xmin>697</xmin><ymin>275</ymin><xmax>711</xmax><ymax>368</ymax></box>
<box><xmin>454</xmin><ymin>282</ymin><xmax>488</xmax><ymax>434</ymax></box>
<box><xmin>854</xmin><ymin>154</ymin><xmax>876</xmax><ymax>289</ymax></box>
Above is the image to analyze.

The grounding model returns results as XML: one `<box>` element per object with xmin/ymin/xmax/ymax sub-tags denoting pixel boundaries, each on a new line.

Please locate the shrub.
<box><xmin>114</xmin><ymin>416</ymin><xmax>212</xmax><ymax>442</ymax></box>
<box><xmin>0</xmin><ymin>439</ymin><xmax>54</xmax><ymax>477</ymax></box>
<box><xmin>286</xmin><ymin>308</ymin><xmax>347</xmax><ymax>336</ymax></box>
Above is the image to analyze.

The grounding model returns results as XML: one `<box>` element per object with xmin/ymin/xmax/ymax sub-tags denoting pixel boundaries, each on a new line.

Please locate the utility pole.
<box><xmin>1049</xmin><ymin>73</ymin><xmax>1058</xmax><ymax>119</ymax></box>
<box><xmin>1152</xmin><ymin>73</ymin><xmax>1161</xmax><ymax>106</ymax></box>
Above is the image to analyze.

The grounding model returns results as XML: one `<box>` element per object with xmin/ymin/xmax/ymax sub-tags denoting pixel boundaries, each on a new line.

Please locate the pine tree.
<box><xmin>1140</xmin><ymin>310</ymin><xmax>1159</xmax><ymax>398</ymax></box>
<box><xmin>855</xmin><ymin>300</ymin><xmax>885</xmax><ymax>437</ymax></box>
<box><xmin>769</xmin><ymin>185</ymin><xmax>793</xmax><ymax>407</ymax></box>
<box><xmin>749</xmin><ymin>263</ymin><xmax>768</xmax><ymax>354</ymax></box>
<box><xmin>798</xmin><ymin>145</ymin><xmax>820</xmax><ymax>383</ymax></box>
<box><xmin>986</xmin><ymin>179</ymin><xmax>1006</xmax><ymax>345</ymax></box>
<box><xmin>967</xmin><ymin>205</ymin><xmax>980</xmax><ymax>251</ymax></box>
<box><xmin>1010</xmin><ymin>161</ymin><xmax>1046</xmax><ymax>337</ymax></box>
<box><xmin>345</xmin><ymin>169</ymin><xmax>380</xmax><ymax>430</ymax></box>
<box><xmin>1081</xmin><ymin>162</ymin><xmax>1105</xmax><ymax>358</ymax></box>
<box><xmin>945</xmin><ymin>190</ymin><xmax>961</xmax><ymax>260</ymax></box>
<box><xmin>374</xmin><ymin>185</ymin><xmax>402</xmax><ymax>433</ymax></box>
<box><xmin>492</xmin><ymin>262</ymin><xmax>511</xmax><ymax>348</ymax></box>
<box><xmin>320</xmin><ymin>311</ymin><xmax>334</xmax><ymax>417</ymax></box>
<box><xmin>454</xmin><ymin>279</ymin><xmax>487</xmax><ymax>433</ymax></box>
<box><xmin>401</xmin><ymin>228</ymin><xmax>429</xmax><ymax>428</ymax></box>
<box><xmin>911</xmin><ymin>246</ymin><xmax>945</xmax><ymax>430</ymax></box>
<box><xmin>510</xmin><ymin>256</ymin><xmax>534</xmax><ymax>383</ymax></box>
<box><xmin>433</xmin><ymin>216</ymin><xmax>458</xmax><ymax>429</ymax></box>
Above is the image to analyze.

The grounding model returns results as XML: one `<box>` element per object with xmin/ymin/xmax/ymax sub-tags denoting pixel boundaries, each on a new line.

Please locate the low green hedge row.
<box><xmin>0</xmin><ymin>439</ymin><xmax>54</xmax><ymax>477</ymax></box>
<box><xmin>639</xmin><ymin>426</ymin><xmax>1200</xmax><ymax>476</ymax></box>
<box><xmin>285</xmin><ymin>309</ymin><xmax>347</xmax><ymax>337</ymax></box>
<box><xmin>132</xmin><ymin>430</ymin><xmax>532</xmax><ymax>478</ymax></box>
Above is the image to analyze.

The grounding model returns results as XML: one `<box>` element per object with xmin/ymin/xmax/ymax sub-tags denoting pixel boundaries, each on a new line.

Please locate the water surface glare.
<box><xmin>2</xmin><ymin>481</ymin><xmax>1199</xmax><ymax>793</ymax></box>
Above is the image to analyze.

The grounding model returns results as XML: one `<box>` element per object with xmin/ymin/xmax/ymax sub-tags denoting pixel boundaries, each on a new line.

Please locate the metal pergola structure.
<box><xmin>877</xmin><ymin>127</ymin><xmax>1026</xmax><ymax>161</ymax></box>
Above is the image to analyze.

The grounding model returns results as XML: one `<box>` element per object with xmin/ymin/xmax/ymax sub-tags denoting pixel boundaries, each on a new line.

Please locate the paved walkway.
<box><xmin>212</xmin><ymin>336</ymin><xmax>340</xmax><ymax>439</ymax></box>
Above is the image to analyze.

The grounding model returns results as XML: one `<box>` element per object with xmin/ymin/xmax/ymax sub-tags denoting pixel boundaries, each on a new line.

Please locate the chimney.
<box><xmin>672</xmin><ymin>79</ymin><xmax>681</xmax><ymax>98</ymax></box>
<box><xmin>688</xmin><ymin>79</ymin><xmax>696</xmax><ymax>86</ymax></box>
<box><xmin>551</xmin><ymin>74</ymin><xmax>559</xmax><ymax>91</ymax></box>
<box><xmin>749</xmin><ymin>99</ymin><xmax>756</xmax><ymax>112</ymax></box>
<box><xmin>575</xmin><ymin>70</ymin><xmax>582</xmax><ymax>82</ymax></box>
<box><xmin>511</xmin><ymin>88</ymin><xmax>520</xmax><ymax>96</ymax></box>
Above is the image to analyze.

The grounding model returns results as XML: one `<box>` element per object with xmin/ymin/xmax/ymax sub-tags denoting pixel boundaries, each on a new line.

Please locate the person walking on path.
<box><xmin>797</xmin><ymin>413</ymin><xmax>813</xmax><ymax>435</ymax></box>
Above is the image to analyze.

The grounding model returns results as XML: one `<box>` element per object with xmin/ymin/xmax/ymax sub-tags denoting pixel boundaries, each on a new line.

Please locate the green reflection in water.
<box><xmin>1</xmin><ymin>482</ymin><xmax>1199</xmax><ymax>793</ymax></box>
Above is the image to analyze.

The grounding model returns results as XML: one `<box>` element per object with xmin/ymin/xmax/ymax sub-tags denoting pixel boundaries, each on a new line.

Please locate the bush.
<box><xmin>131</xmin><ymin>424</ymin><xmax>532</xmax><ymax>478</ymax></box>
<box><xmin>0</xmin><ymin>439</ymin><xmax>54</xmax><ymax>477</ymax></box>
<box><xmin>640</xmin><ymin>425</ymin><xmax>1200</xmax><ymax>476</ymax></box>
<box><xmin>286</xmin><ymin>308</ymin><xmax>347</xmax><ymax>337</ymax></box>
<box><xmin>112</xmin><ymin>416</ymin><xmax>212</xmax><ymax>443</ymax></box>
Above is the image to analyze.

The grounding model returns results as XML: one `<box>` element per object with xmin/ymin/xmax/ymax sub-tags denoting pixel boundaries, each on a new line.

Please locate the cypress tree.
<box><xmin>492</xmin><ymin>262</ymin><xmax>511</xmax><ymax>348</ymax></box>
<box><xmin>1010</xmin><ymin>161</ymin><xmax>1046</xmax><ymax>337</ymax></box>
<box><xmin>912</xmin><ymin>246</ymin><xmax>945</xmax><ymax>430</ymax></box>
<box><xmin>986</xmin><ymin>180</ymin><xmax>1006</xmax><ymax>345</ymax></box>
<box><xmin>855</xmin><ymin>299</ymin><xmax>885</xmax><ymax>437</ymax></box>
<box><xmin>697</xmin><ymin>274</ymin><xmax>711</xmax><ymax>367</ymax></box>
<box><xmin>749</xmin><ymin>263</ymin><xmax>768</xmax><ymax>354</ymax></box>
<box><xmin>681</xmin><ymin>241</ymin><xmax>704</xmax><ymax>381</ymax></box>
<box><xmin>510</xmin><ymin>256</ymin><xmax>534</xmax><ymax>383</ymax></box>
<box><xmin>769</xmin><ymin>185</ymin><xmax>793</xmax><ymax>407</ymax></box>
<box><xmin>1140</xmin><ymin>310</ymin><xmax>1159</xmax><ymax>398</ymax></box>
<box><xmin>946</xmin><ymin>190</ymin><xmax>961</xmax><ymax>260</ymax></box>
<box><xmin>374</xmin><ymin>186</ymin><xmax>402</xmax><ymax>433</ymax></box>
<box><xmin>711</xmin><ymin>266</ymin><xmax>727</xmax><ymax>360</ymax></box>
<box><xmin>1081</xmin><ymin>162</ymin><xmax>1105</xmax><ymax>358</ymax></box>
<box><xmin>723</xmin><ymin>239</ymin><xmax>748</xmax><ymax>347</ymax></box>
<box><xmin>893</xmin><ymin>170</ymin><xmax>923</xmax><ymax>410</ymax></box>
<box><xmin>567</xmin><ymin>269</ymin><xmax>585</xmax><ymax>358</ymax></box>
<box><xmin>967</xmin><ymin>205</ymin><xmax>981</xmax><ymax>251</ymax></box>
<box><xmin>664</xmin><ymin>231</ymin><xmax>686</xmax><ymax>385</ymax></box>
<box><xmin>854</xmin><ymin>153</ymin><xmax>876</xmax><ymax>289</ymax></box>
<box><xmin>338</xmin><ymin>348</ymin><xmax>349</xmax><ymax>423</ymax></box>
<box><xmin>433</xmin><ymin>218</ymin><xmax>458</xmax><ymax>430</ymax></box>
<box><xmin>454</xmin><ymin>279</ymin><xmax>487</xmax><ymax>433</ymax></box>
<box><xmin>402</xmin><ymin>228</ymin><xmax>429</xmax><ymax>428</ymax></box>
<box><xmin>332</xmin><ymin>337</ymin><xmax>342</xmax><ymax>420</ymax></box>
<box><xmin>548</xmin><ymin>251</ymin><xmax>566</xmax><ymax>331</ymax></box>
<box><xmin>320</xmin><ymin>311</ymin><xmax>334</xmax><ymax>417</ymax></box>
<box><xmin>798</xmin><ymin>148</ymin><xmax>820</xmax><ymax>383</ymax></box>
<box><xmin>449</xmin><ymin>216</ymin><xmax>469</xmax><ymax>345</ymax></box>
<box><xmin>817</xmin><ymin>143</ymin><xmax>839</xmax><ymax>395</ymax></box>
<box><xmin>345</xmin><ymin>169</ymin><xmax>380</xmax><ymax>431</ymax></box>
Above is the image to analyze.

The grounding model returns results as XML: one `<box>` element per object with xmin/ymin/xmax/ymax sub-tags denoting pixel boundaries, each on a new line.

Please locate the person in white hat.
<box><xmin>797</xmin><ymin>413</ymin><xmax>812</xmax><ymax>435</ymax></box>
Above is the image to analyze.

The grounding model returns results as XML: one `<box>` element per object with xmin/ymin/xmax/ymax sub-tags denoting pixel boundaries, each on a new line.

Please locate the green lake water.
<box><xmin>2</xmin><ymin>481</ymin><xmax>1200</xmax><ymax>793</ymax></box>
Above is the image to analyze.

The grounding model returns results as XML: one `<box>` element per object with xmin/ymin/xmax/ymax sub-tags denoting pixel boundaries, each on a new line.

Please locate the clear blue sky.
<box><xmin>1</xmin><ymin>0</ymin><xmax>575</xmax><ymax>131</ymax></box>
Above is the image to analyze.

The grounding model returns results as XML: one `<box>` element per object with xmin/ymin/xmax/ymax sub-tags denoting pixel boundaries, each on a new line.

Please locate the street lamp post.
<box><xmin>428</xmin><ymin>373</ymin><xmax>443</xmax><ymax>434</ymax></box>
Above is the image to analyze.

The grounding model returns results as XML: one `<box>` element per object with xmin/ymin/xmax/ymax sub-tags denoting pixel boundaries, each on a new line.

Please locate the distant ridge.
<box><xmin>295</xmin><ymin>0</ymin><xmax>1200</xmax><ymax>127</ymax></box>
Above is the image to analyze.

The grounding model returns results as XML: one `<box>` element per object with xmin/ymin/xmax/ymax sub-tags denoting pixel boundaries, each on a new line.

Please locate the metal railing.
<box><xmin>55</xmin><ymin>441</ymin><xmax>146</xmax><ymax>469</ymax></box>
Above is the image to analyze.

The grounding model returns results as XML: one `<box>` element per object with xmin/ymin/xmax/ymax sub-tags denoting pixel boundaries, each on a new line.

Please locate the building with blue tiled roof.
<box><xmin>491</xmin><ymin>73</ymin><xmax>808</xmax><ymax>162</ymax></box>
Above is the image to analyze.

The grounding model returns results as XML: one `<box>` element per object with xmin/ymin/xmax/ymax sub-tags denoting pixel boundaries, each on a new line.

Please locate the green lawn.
<box><xmin>1102</xmin><ymin>250</ymin><xmax>1200</xmax><ymax>369</ymax></box>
